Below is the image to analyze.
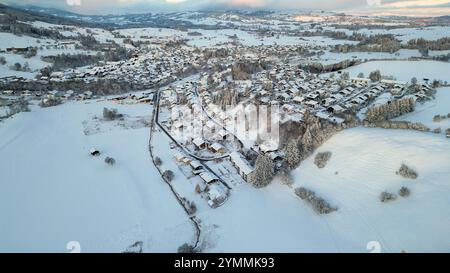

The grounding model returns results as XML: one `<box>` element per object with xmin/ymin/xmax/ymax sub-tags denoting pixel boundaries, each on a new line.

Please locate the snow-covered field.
<box><xmin>396</xmin><ymin>87</ymin><xmax>450</xmax><ymax>130</ymax></box>
<box><xmin>0</xmin><ymin>100</ymin><xmax>195</xmax><ymax>252</ymax></box>
<box><xmin>339</xmin><ymin>60</ymin><xmax>450</xmax><ymax>83</ymax></box>
<box><xmin>287</xmin><ymin>127</ymin><xmax>450</xmax><ymax>252</ymax></box>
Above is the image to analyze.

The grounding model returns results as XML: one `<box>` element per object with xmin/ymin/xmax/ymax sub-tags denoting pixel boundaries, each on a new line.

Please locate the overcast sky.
<box><xmin>3</xmin><ymin>0</ymin><xmax>450</xmax><ymax>16</ymax></box>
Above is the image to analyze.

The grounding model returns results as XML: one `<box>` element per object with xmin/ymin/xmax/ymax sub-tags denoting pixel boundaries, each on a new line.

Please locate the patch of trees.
<box><xmin>397</xmin><ymin>164</ymin><xmax>418</xmax><ymax>179</ymax></box>
<box><xmin>231</xmin><ymin>61</ymin><xmax>267</xmax><ymax>80</ymax></box>
<box><xmin>304</xmin><ymin>59</ymin><xmax>360</xmax><ymax>73</ymax></box>
<box><xmin>297</xmin><ymin>112</ymin><xmax>345</xmax><ymax>161</ymax></box>
<box><xmin>283</xmin><ymin>139</ymin><xmax>301</xmax><ymax>169</ymax></box>
<box><xmin>103</xmin><ymin>107</ymin><xmax>123</xmax><ymax>121</ymax></box>
<box><xmin>433</xmin><ymin>113</ymin><xmax>450</xmax><ymax>122</ymax></box>
<box><xmin>301</xmin><ymin>30</ymin><xmax>366</xmax><ymax>42</ymax></box>
<box><xmin>364</xmin><ymin>120</ymin><xmax>430</xmax><ymax>132</ymax></box>
<box><xmin>365</xmin><ymin>98</ymin><xmax>415</xmax><ymax>123</ymax></box>
<box><xmin>10</xmin><ymin>62</ymin><xmax>30</xmax><ymax>72</ymax></box>
<box><xmin>334</xmin><ymin>34</ymin><xmax>401</xmax><ymax>53</ymax></box>
<box><xmin>314</xmin><ymin>152</ymin><xmax>332</xmax><ymax>169</ymax></box>
<box><xmin>406</xmin><ymin>37</ymin><xmax>450</xmax><ymax>51</ymax></box>
<box><xmin>295</xmin><ymin>187</ymin><xmax>337</xmax><ymax>214</ymax></box>
<box><xmin>248</xmin><ymin>154</ymin><xmax>275</xmax><ymax>188</ymax></box>
<box><xmin>42</xmin><ymin>53</ymin><xmax>103</xmax><ymax>71</ymax></box>
<box><xmin>1</xmin><ymin>78</ymin><xmax>142</xmax><ymax>96</ymax></box>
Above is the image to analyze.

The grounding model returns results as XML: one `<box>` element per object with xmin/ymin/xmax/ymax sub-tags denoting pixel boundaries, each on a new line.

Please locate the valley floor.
<box><xmin>1</xmin><ymin>99</ymin><xmax>449</xmax><ymax>252</ymax></box>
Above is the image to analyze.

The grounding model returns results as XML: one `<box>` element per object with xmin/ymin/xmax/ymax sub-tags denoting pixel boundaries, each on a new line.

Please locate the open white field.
<box><xmin>340</xmin><ymin>60</ymin><xmax>450</xmax><ymax>83</ymax></box>
<box><xmin>191</xmin><ymin>127</ymin><xmax>450</xmax><ymax>253</ymax></box>
<box><xmin>396</xmin><ymin>87</ymin><xmax>450</xmax><ymax>130</ymax></box>
<box><xmin>0</xmin><ymin>100</ymin><xmax>195</xmax><ymax>252</ymax></box>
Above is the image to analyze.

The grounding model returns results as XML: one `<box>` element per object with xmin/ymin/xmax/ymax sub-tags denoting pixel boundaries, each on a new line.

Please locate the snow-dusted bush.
<box><xmin>365</xmin><ymin>98</ymin><xmax>415</xmax><ymax>123</ymax></box>
<box><xmin>277</xmin><ymin>170</ymin><xmax>294</xmax><ymax>187</ymax></box>
<box><xmin>162</xmin><ymin>170</ymin><xmax>174</xmax><ymax>182</ymax></box>
<box><xmin>183</xmin><ymin>198</ymin><xmax>197</xmax><ymax>215</ymax></box>
<box><xmin>446</xmin><ymin>128</ymin><xmax>450</xmax><ymax>137</ymax></box>
<box><xmin>8</xmin><ymin>98</ymin><xmax>30</xmax><ymax>115</ymax></box>
<box><xmin>380</xmin><ymin>191</ymin><xmax>397</xmax><ymax>202</ymax></box>
<box><xmin>433</xmin><ymin>128</ymin><xmax>442</xmax><ymax>134</ymax></box>
<box><xmin>103</xmin><ymin>107</ymin><xmax>122</xmax><ymax>121</ymax></box>
<box><xmin>397</xmin><ymin>164</ymin><xmax>418</xmax><ymax>179</ymax></box>
<box><xmin>177</xmin><ymin>243</ymin><xmax>196</xmax><ymax>253</ymax></box>
<box><xmin>399</xmin><ymin>187</ymin><xmax>411</xmax><ymax>198</ymax></box>
<box><xmin>122</xmin><ymin>241</ymin><xmax>143</xmax><ymax>253</ymax></box>
<box><xmin>314</xmin><ymin>151</ymin><xmax>332</xmax><ymax>168</ymax></box>
<box><xmin>433</xmin><ymin>115</ymin><xmax>445</xmax><ymax>122</ymax></box>
<box><xmin>195</xmin><ymin>184</ymin><xmax>201</xmax><ymax>194</ymax></box>
<box><xmin>294</xmin><ymin>187</ymin><xmax>337</xmax><ymax>214</ymax></box>
<box><xmin>248</xmin><ymin>154</ymin><xmax>275</xmax><ymax>188</ymax></box>
<box><xmin>40</xmin><ymin>97</ymin><xmax>62</xmax><ymax>108</ymax></box>
<box><xmin>154</xmin><ymin>157</ymin><xmax>162</xmax><ymax>166</ymax></box>
<box><xmin>104</xmin><ymin>157</ymin><xmax>116</xmax><ymax>166</ymax></box>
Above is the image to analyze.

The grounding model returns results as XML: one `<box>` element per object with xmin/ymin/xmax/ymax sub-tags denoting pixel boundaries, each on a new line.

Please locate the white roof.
<box><xmin>193</xmin><ymin>138</ymin><xmax>206</xmax><ymax>147</ymax></box>
<box><xmin>190</xmin><ymin>160</ymin><xmax>203</xmax><ymax>170</ymax></box>
<box><xmin>211</xmin><ymin>143</ymin><xmax>224</xmax><ymax>151</ymax></box>
<box><xmin>199</xmin><ymin>172</ymin><xmax>219</xmax><ymax>183</ymax></box>
<box><xmin>230</xmin><ymin>152</ymin><xmax>254</xmax><ymax>175</ymax></box>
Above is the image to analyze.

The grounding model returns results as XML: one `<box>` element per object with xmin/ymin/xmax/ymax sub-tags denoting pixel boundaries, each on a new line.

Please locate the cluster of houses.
<box><xmin>45</xmin><ymin>46</ymin><xmax>203</xmax><ymax>87</ymax></box>
<box><xmin>173</xmin><ymin>152</ymin><xmax>229</xmax><ymax>208</ymax></box>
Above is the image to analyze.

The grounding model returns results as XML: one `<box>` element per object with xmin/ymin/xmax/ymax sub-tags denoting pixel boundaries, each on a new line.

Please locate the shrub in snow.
<box><xmin>369</xmin><ymin>70</ymin><xmax>381</xmax><ymax>82</ymax></box>
<box><xmin>105</xmin><ymin>157</ymin><xmax>116</xmax><ymax>166</ymax></box>
<box><xmin>182</xmin><ymin>198</ymin><xmax>197</xmax><ymax>215</ymax></box>
<box><xmin>177</xmin><ymin>243</ymin><xmax>196</xmax><ymax>253</ymax></box>
<box><xmin>248</xmin><ymin>154</ymin><xmax>275</xmax><ymax>188</ymax></box>
<box><xmin>103</xmin><ymin>107</ymin><xmax>122</xmax><ymax>121</ymax></box>
<box><xmin>380</xmin><ymin>191</ymin><xmax>397</xmax><ymax>203</ymax></box>
<box><xmin>398</xmin><ymin>164</ymin><xmax>418</xmax><ymax>179</ymax></box>
<box><xmin>433</xmin><ymin>128</ymin><xmax>442</xmax><ymax>134</ymax></box>
<box><xmin>399</xmin><ymin>187</ymin><xmax>411</xmax><ymax>198</ymax></box>
<box><xmin>446</xmin><ymin>128</ymin><xmax>450</xmax><ymax>138</ymax></box>
<box><xmin>39</xmin><ymin>97</ymin><xmax>62</xmax><ymax>108</ymax></box>
<box><xmin>314</xmin><ymin>151</ymin><xmax>332</xmax><ymax>168</ymax></box>
<box><xmin>154</xmin><ymin>157</ymin><xmax>162</xmax><ymax>166</ymax></box>
<box><xmin>162</xmin><ymin>170</ymin><xmax>174</xmax><ymax>182</ymax></box>
<box><xmin>122</xmin><ymin>241</ymin><xmax>143</xmax><ymax>253</ymax></box>
<box><xmin>195</xmin><ymin>184</ymin><xmax>202</xmax><ymax>194</ymax></box>
<box><xmin>90</xmin><ymin>149</ymin><xmax>101</xmax><ymax>156</ymax></box>
<box><xmin>294</xmin><ymin>187</ymin><xmax>337</xmax><ymax>214</ymax></box>
<box><xmin>433</xmin><ymin>115</ymin><xmax>443</xmax><ymax>122</ymax></box>
<box><xmin>8</xmin><ymin>98</ymin><xmax>30</xmax><ymax>115</ymax></box>
<box><xmin>447</xmin><ymin>113</ymin><xmax>450</xmax><ymax>118</ymax></box>
<box><xmin>277</xmin><ymin>170</ymin><xmax>294</xmax><ymax>187</ymax></box>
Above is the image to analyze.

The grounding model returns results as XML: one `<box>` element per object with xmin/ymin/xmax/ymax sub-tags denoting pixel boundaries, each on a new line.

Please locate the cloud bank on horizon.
<box><xmin>3</xmin><ymin>0</ymin><xmax>450</xmax><ymax>16</ymax></box>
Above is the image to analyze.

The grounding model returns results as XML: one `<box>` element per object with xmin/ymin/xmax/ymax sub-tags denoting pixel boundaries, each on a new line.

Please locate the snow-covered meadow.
<box><xmin>339</xmin><ymin>60</ymin><xmax>450</xmax><ymax>83</ymax></box>
<box><xmin>0</xmin><ymin>100</ymin><xmax>195</xmax><ymax>252</ymax></box>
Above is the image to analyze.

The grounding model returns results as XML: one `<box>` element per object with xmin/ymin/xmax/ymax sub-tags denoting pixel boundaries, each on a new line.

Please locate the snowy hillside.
<box><xmin>0</xmin><ymin>100</ymin><xmax>195</xmax><ymax>252</ymax></box>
